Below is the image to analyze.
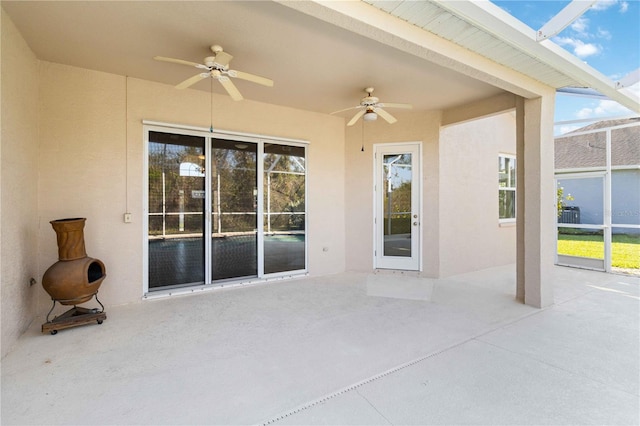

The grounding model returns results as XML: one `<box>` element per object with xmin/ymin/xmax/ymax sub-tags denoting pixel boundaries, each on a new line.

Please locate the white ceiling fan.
<box><xmin>331</xmin><ymin>87</ymin><xmax>412</xmax><ymax>126</ymax></box>
<box><xmin>154</xmin><ymin>45</ymin><xmax>274</xmax><ymax>101</ymax></box>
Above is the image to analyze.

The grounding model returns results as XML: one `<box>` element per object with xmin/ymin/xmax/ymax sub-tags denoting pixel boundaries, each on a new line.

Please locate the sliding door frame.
<box><xmin>143</xmin><ymin>121</ymin><xmax>308</xmax><ymax>297</ymax></box>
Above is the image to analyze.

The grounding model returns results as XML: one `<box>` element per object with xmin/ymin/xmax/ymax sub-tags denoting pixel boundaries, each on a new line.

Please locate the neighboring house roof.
<box><xmin>555</xmin><ymin>118</ymin><xmax>640</xmax><ymax>169</ymax></box>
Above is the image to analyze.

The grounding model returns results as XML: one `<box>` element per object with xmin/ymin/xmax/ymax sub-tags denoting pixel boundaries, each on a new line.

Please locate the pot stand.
<box><xmin>42</xmin><ymin>293</ymin><xmax>106</xmax><ymax>335</ymax></box>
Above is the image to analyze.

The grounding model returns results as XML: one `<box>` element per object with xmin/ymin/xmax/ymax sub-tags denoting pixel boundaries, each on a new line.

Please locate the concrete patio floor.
<box><xmin>2</xmin><ymin>265</ymin><xmax>638</xmax><ymax>425</ymax></box>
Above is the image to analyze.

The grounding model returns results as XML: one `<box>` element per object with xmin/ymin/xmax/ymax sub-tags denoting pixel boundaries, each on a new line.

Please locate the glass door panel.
<box><xmin>263</xmin><ymin>144</ymin><xmax>306</xmax><ymax>274</ymax></box>
<box><xmin>210</xmin><ymin>139</ymin><xmax>258</xmax><ymax>280</ymax></box>
<box><xmin>556</xmin><ymin>175</ymin><xmax>605</xmax><ymax>270</ymax></box>
<box><xmin>375</xmin><ymin>144</ymin><xmax>421</xmax><ymax>271</ymax></box>
<box><xmin>383</xmin><ymin>154</ymin><xmax>413</xmax><ymax>257</ymax></box>
<box><xmin>148</xmin><ymin>131</ymin><xmax>205</xmax><ymax>288</ymax></box>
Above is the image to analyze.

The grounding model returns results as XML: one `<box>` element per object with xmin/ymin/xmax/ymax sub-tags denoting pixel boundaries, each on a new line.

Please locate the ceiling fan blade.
<box><xmin>218</xmin><ymin>76</ymin><xmax>243</xmax><ymax>101</ymax></box>
<box><xmin>378</xmin><ymin>102</ymin><xmax>413</xmax><ymax>110</ymax></box>
<box><xmin>213</xmin><ymin>51</ymin><xmax>233</xmax><ymax>68</ymax></box>
<box><xmin>154</xmin><ymin>56</ymin><xmax>207</xmax><ymax>69</ymax></box>
<box><xmin>374</xmin><ymin>107</ymin><xmax>397</xmax><ymax>124</ymax></box>
<box><xmin>176</xmin><ymin>73</ymin><xmax>209</xmax><ymax>89</ymax></box>
<box><xmin>228</xmin><ymin>70</ymin><xmax>274</xmax><ymax>87</ymax></box>
<box><xmin>331</xmin><ymin>105</ymin><xmax>361</xmax><ymax>115</ymax></box>
<box><xmin>347</xmin><ymin>109</ymin><xmax>366</xmax><ymax>126</ymax></box>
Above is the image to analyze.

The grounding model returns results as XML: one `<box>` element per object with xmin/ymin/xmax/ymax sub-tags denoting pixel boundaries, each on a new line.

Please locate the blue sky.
<box><xmin>491</xmin><ymin>0</ymin><xmax>640</xmax><ymax>134</ymax></box>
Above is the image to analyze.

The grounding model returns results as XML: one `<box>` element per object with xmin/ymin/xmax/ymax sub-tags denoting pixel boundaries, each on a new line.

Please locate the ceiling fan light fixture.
<box><xmin>363</xmin><ymin>111</ymin><xmax>378</xmax><ymax>121</ymax></box>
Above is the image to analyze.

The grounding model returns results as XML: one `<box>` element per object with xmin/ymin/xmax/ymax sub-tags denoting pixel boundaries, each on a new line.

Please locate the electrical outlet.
<box><xmin>123</xmin><ymin>213</ymin><xmax>132</xmax><ymax>223</ymax></box>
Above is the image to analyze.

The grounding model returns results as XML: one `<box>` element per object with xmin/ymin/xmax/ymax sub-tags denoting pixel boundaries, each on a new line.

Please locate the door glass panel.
<box><xmin>148</xmin><ymin>131</ymin><xmax>205</xmax><ymax>288</ymax></box>
<box><xmin>557</xmin><ymin>227</ymin><xmax>604</xmax><ymax>261</ymax></box>
<box><xmin>611</xmin><ymin>227</ymin><xmax>640</xmax><ymax>274</ymax></box>
<box><xmin>383</xmin><ymin>154</ymin><xmax>412</xmax><ymax>257</ymax></box>
<box><xmin>211</xmin><ymin>139</ymin><xmax>257</xmax><ymax>280</ymax></box>
<box><xmin>557</xmin><ymin>176</ymin><xmax>605</xmax><ymax>270</ymax></box>
<box><xmin>263</xmin><ymin>144</ymin><xmax>306</xmax><ymax>274</ymax></box>
<box><xmin>557</xmin><ymin>177</ymin><xmax>604</xmax><ymax>226</ymax></box>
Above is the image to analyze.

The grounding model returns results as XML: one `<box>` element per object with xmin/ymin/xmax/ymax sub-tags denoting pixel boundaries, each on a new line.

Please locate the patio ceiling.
<box><xmin>1</xmin><ymin>1</ymin><xmax>502</xmax><ymax>115</ymax></box>
<box><xmin>3</xmin><ymin>1</ymin><xmax>636</xmax><ymax>117</ymax></box>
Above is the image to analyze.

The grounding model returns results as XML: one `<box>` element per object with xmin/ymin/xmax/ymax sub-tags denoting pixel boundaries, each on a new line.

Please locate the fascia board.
<box><xmin>279</xmin><ymin>0</ymin><xmax>550</xmax><ymax>99</ymax></box>
<box><xmin>435</xmin><ymin>0</ymin><xmax>639</xmax><ymax>113</ymax></box>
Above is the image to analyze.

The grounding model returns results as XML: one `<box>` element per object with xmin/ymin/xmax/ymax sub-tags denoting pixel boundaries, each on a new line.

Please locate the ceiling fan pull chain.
<box><xmin>210</xmin><ymin>78</ymin><xmax>214</xmax><ymax>133</ymax></box>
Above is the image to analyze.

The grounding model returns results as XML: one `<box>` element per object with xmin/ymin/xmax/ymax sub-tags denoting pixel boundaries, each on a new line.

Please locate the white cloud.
<box><xmin>592</xmin><ymin>0</ymin><xmax>618</xmax><ymax>11</ymax></box>
<box><xmin>597</xmin><ymin>28</ymin><xmax>612</xmax><ymax>40</ymax></box>
<box><xmin>574</xmin><ymin>42</ymin><xmax>601</xmax><ymax>57</ymax></box>
<box><xmin>554</xmin><ymin>37</ymin><xmax>601</xmax><ymax>58</ymax></box>
<box><xmin>557</xmin><ymin>124</ymin><xmax>581</xmax><ymax>135</ymax></box>
<box><xmin>589</xmin><ymin>0</ymin><xmax>628</xmax><ymax>13</ymax></box>
<box><xmin>575</xmin><ymin>98</ymin><xmax>634</xmax><ymax>120</ymax></box>
<box><xmin>571</xmin><ymin>17</ymin><xmax>589</xmax><ymax>36</ymax></box>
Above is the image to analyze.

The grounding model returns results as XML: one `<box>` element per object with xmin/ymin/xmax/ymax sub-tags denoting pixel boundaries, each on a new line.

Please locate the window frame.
<box><xmin>498</xmin><ymin>153</ymin><xmax>517</xmax><ymax>223</ymax></box>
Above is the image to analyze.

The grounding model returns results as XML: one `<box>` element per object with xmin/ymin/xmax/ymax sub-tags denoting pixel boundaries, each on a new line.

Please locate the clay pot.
<box><xmin>42</xmin><ymin>218</ymin><xmax>106</xmax><ymax>305</ymax></box>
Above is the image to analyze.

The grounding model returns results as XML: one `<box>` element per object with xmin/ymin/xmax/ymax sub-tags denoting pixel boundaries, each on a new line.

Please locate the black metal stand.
<box><xmin>42</xmin><ymin>293</ymin><xmax>106</xmax><ymax>335</ymax></box>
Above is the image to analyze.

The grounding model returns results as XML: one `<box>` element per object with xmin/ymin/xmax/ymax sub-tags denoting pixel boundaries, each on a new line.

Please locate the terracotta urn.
<box><xmin>42</xmin><ymin>218</ymin><xmax>106</xmax><ymax>305</ymax></box>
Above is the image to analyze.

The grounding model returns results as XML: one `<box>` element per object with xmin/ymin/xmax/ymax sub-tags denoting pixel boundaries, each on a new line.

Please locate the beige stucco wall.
<box><xmin>439</xmin><ymin>112</ymin><xmax>517</xmax><ymax>277</ymax></box>
<box><xmin>35</xmin><ymin>62</ymin><xmax>346</xmax><ymax>310</ymax></box>
<box><xmin>344</xmin><ymin>111</ymin><xmax>441</xmax><ymax>276</ymax></box>
<box><xmin>1</xmin><ymin>9</ymin><xmax>40</xmax><ymax>358</ymax></box>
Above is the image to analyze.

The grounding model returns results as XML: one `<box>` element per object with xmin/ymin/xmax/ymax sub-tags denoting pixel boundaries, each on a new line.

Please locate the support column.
<box><xmin>516</xmin><ymin>95</ymin><xmax>556</xmax><ymax>308</ymax></box>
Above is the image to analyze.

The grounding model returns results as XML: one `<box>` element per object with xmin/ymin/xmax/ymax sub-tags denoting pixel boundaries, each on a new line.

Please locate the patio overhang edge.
<box><xmin>275</xmin><ymin>0</ymin><xmax>553</xmax><ymax>106</ymax></box>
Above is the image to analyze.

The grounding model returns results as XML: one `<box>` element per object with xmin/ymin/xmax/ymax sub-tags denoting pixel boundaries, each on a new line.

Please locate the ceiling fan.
<box><xmin>331</xmin><ymin>87</ymin><xmax>412</xmax><ymax>126</ymax></box>
<box><xmin>154</xmin><ymin>45</ymin><xmax>274</xmax><ymax>101</ymax></box>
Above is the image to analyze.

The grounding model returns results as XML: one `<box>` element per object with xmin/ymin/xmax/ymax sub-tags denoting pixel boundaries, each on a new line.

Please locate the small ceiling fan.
<box><xmin>331</xmin><ymin>87</ymin><xmax>412</xmax><ymax>126</ymax></box>
<box><xmin>154</xmin><ymin>45</ymin><xmax>274</xmax><ymax>101</ymax></box>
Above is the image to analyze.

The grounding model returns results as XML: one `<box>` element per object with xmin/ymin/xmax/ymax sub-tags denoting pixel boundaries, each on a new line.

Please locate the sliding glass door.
<box><xmin>147</xmin><ymin>131</ymin><xmax>206</xmax><ymax>288</ymax></box>
<box><xmin>263</xmin><ymin>144</ymin><xmax>306</xmax><ymax>274</ymax></box>
<box><xmin>210</xmin><ymin>139</ymin><xmax>258</xmax><ymax>280</ymax></box>
<box><xmin>146</xmin><ymin>127</ymin><xmax>306</xmax><ymax>292</ymax></box>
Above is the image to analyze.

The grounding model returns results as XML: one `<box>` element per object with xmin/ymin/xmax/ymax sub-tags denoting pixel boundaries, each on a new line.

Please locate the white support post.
<box><xmin>604</xmin><ymin>129</ymin><xmax>612</xmax><ymax>272</ymax></box>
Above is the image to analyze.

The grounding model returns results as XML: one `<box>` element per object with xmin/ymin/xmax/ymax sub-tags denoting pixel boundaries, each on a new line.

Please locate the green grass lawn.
<box><xmin>557</xmin><ymin>233</ymin><xmax>640</xmax><ymax>269</ymax></box>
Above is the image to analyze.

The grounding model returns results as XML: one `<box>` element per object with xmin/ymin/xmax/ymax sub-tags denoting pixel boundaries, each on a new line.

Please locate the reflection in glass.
<box><xmin>148</xmin><ymin>131</ymin><xmax>205</xmax><ymax>288</ymax></box>
<box><xmin>383</xmin><ymin>154</ymin><xmax>412</xmax><ymax>257</ymax></box>
<box><xmin>211</xmin><ymin>139</ymin><xmax>257</xmax><ymax>280</ymax></box>
<box><xmin>263</xmin><ymin>144</ymin><xmax>306</xmax><ymax>274</ymax></box>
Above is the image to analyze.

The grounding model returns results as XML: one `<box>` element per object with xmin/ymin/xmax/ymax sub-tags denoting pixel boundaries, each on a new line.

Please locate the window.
<box><xmin>499</xmin><ymin>154</ymin><xmax>516</xmax><ymax>221</ymax></box>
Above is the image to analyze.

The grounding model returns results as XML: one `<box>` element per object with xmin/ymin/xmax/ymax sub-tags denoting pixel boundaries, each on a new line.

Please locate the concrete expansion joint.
<box><xmin>261</xmin><ymin>298</ymin><xmax>570</xmax><ymax>425</ymax></box>
<box><xmin>259</xmin><ymin>339</ymin><xmax>470</xmax><ymax>425</ymax></box>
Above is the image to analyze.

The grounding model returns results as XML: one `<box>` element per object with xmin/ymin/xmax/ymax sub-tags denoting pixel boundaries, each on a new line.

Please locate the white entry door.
<box><xmin>374</xmin><ymin>143</ymin><xmax>421</xmax><ymax>270</ymax></box>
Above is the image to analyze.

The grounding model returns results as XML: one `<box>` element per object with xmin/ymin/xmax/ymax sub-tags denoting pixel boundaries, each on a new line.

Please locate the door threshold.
<box><xmin>144</xmin><ymin>273</ymin><xmax>308</xmax><ymax>300</ymax></box>
<box><xmin>373</xmin><ymin>269</ymin><xmax>422</xmax><ymax>277</ymax></box>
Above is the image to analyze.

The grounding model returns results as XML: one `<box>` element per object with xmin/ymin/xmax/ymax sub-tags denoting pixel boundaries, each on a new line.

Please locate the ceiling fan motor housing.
<box><xmin>362</xmin><ymin>96</ymin><xmax>379</xmax><ymax>106</ymax></box>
